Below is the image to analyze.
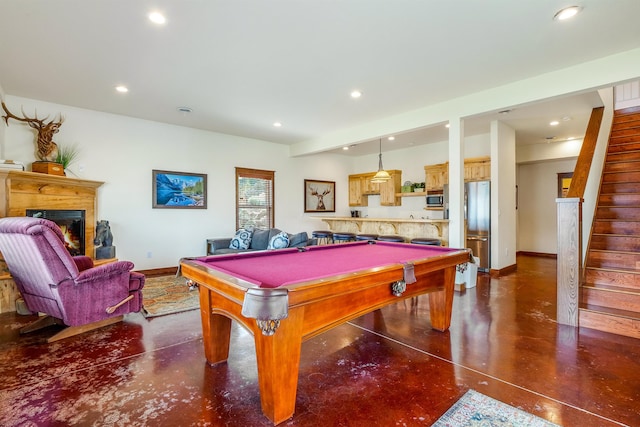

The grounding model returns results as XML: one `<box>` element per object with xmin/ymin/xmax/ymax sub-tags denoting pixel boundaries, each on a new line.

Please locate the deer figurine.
<box><xmin>1</xmin><ymin>101</ymin><xmax>64</xmax><ymax>162</ymax></box>
<box><xmin>309</xmin><ymin>184</ymin><xmax>332</xmax><ymax>210</ymax></box>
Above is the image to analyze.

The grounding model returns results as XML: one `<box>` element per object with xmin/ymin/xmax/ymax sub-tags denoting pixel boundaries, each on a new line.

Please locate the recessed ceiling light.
<box><xmin>554</xmin><ymin>6</ymin><xmax>582</xmax><ymax>21</ymax></box>
<box><xmin>149</xmin><ymin>12</ymin><xmax>166</xmax><ymax>25</ymax></box>
<box><xmin>445</xmin><ymin>123</ymin><xmax>450</xmax><ymax>128</ymax></box>
<box><xmin>550</xmin><ymin>120</ymin><xmax>560</xmax><ymax>126</ymax></box>
<box><xmin>273</xmin><ymin>122</ymin><xmax>282</xmax><ymax>127</ymax></box>
<box><xmin>342</xmin><ymin>146</ymin><xmax>349</xmax><ymax>150</ymax></box>
<box><xmin>115</xmin><ymin>85</ymin><xmax>129</xmax><ymax>93</ymax></box>
<box><xmin>350</xmin><ymin>90</ymin><xmax>362</xmax><ymax>99</ymax></box>
<box><xmin>388</xmin><ymin>136</ymin><xmax>395</xmax><ymax>141</ymax></box>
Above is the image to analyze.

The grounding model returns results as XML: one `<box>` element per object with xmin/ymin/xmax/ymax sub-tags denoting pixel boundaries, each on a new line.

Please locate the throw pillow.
<box><xmin>229</xmin><ymin>229</ymin><xmax>252</xmax><ymax>250</ymax></box>
<box><xmin>267</xmin><ymin>231</ymin><xmax>289</xmax><ymax>249</ymax></box>
<box><xmin>288</xmin><ymin>231</ymin><xmax>309</xmax><ymax>248</ymax></box>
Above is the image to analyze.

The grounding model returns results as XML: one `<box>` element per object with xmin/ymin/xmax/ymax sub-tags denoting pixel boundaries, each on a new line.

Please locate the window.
<box><xmin>236</xmin><ymin>167</ymin><xmax>274</xmax><ymax>230</ymax></box>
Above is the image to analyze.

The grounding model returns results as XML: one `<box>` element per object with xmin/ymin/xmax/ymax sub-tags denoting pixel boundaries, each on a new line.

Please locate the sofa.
<box><xmin>207</xmin><ymin>228</ymin><xmax>314</xmax><ymax>255</ymax></box>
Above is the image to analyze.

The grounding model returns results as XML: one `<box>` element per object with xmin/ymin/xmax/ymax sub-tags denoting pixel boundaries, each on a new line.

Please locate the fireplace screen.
<box><xmin>26</xmin><ymin>209</ymin><xmax>86</xmax><ymax>256</ymax></box>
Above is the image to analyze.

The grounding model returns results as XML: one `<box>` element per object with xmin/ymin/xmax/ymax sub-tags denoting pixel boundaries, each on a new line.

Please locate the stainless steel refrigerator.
<box><xmin>465</xmin><ymin>181</ymin><xmax>491</xmax><ymax>272</ymax></box>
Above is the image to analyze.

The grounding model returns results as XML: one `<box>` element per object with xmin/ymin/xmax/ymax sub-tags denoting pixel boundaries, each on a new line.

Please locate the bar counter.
<box><xmin>317</xmin><ymin>217</ymin><xmax>449</xmax><ymax>246</ymax></box>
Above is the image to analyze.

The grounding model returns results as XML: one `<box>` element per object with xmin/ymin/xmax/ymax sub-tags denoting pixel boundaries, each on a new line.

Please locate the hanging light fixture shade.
<box><xmin>371</xmin><ymin>138</ymin><xmax>391</xmax><ymax>183</ymax></box>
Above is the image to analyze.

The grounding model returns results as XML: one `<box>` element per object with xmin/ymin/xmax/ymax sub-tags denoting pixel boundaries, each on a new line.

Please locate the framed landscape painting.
<box><xmin>304</xmin><ymin>179</ymin><xmax>335</xmax><ymax>213</ymax></box>
<box><xmin>152</xmin><ymin>170</ymin><xmax>207</xmax><ymax>209</ymax></box>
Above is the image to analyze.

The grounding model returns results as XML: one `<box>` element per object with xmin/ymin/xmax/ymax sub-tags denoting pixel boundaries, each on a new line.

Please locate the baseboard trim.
<box><xmin>517</xmin><ymin>251</ymin><xmax>557</xmax><ymax>259</ymax></box>
<box><xmin>490</xmin><ymin>263</ymin><xmax>517</xmax><ymax>277</ymax></box>
<box><xmin>136</xmin><ymin>266</ymin><xmax>178</xmax><ymax>277</ymax></box>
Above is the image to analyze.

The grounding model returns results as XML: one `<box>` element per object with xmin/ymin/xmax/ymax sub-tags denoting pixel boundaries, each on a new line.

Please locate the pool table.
<box><xmin>180</xmin><ymin>240</ymin><xmax>471</xmax><ymax>424</ymax></box>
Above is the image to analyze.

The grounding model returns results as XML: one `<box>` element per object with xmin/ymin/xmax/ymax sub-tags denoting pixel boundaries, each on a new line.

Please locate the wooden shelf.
<box><xmin>396</xmin><ymin>191</ymin><xmax>426</xmax><ymax>197</ymax></box>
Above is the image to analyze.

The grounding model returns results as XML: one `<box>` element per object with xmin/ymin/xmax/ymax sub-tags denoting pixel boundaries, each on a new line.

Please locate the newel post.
<box><xmin>556</xmin><ymin>197</ymin><xmax>582</xmax><ymax>326</ymax></box>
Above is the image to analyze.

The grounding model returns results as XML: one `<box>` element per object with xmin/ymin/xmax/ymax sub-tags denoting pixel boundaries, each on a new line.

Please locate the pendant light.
<box><xmin>371</xmin><ymin>138</ymin><xmax>391</xmax><ymax>183</ymax></box>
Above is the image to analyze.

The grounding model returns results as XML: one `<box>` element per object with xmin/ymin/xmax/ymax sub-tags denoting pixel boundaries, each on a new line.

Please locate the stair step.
<box><xmin>593</xmin><ymin>220</ymin><xmax>640</xmax><ymax>235</ymax></box>
<box><xmin>611</xmin><ymin>118</ymin><xmax>640</xmax><ymax>132</ymax></box>
<box><xmin>610</xmin><ymin>128</ymin><xmax>640</xmax><ymax>140</ymax></box>
<box><xmin>586</xmin><ymin>249</ymin><xmax>640</xmax><ymax>269</ymax></box>
<box><xmin>604</xmin><ymin>159</ymin><xmax>640</xmax><ymax>173</ymax></box>
<box><xmin>606</xmin><ymin>150</ymin><xmax>640</xmax><ymax>162</ymax></box>
<box><xmin>595</xmin><ymin>206</ymin><xmax>640</xmax><ymax>220</ymax></box>
<box><xmin>585</xmin><ymin>266</ymin><xmax>640</xmax><ymax>289</ymax></box>
<box><xmin>602</xmin><ymin>170</ymin><xmax>640</xmax><ymax>183</ymax></box>
<box><xmin>608</xmin><ymin>141</ymin><xmax>640</xmax><ymax>152</ymax></box>
<box><xmin>600</xmin><ymin>182</ymin><xmax>640</xmax><ymax>194</ymax></box>
<box><xmin>598</xmin><ymin>193</ymin><xmax>640</xmax><ymax>206</ymax></box>
<box><xmin>582</xmin><ymin>283</ymin><xmax>640</xmax><ymax>311</ymax></box>
<box><xmin>590</xmin><ymin>234</ymin><xmax>640</xmax><ymax>251</ymax></box>
<box><xmin>579</xmin><ymin>304</ymin><xmax>640</xmax><ymax>339</ymax></box>
<box><xmin>615</xmin><ymin>106</ymin><xmax>640</xmax><ymax>118</ymax></box>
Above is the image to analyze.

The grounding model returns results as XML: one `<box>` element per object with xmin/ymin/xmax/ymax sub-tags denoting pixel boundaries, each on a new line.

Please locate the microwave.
<box><xmin>426</xmin><ymin>193</ymin><xmax>444</xmax><ymax>207</ymax></box>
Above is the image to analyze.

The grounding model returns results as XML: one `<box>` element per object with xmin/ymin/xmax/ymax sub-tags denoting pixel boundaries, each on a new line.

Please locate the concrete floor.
<box><xmin>0</xmin><ymin>255</ymin><xmax>638</xmax><ymax>426</ymax></box>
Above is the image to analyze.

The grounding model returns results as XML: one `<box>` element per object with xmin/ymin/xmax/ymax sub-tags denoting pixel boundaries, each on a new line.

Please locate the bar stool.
<box><xmin>377</xmin><ymin>235</ymin><xmax>405</xmax><ymax>242</ymax></box>
<box><xmin>410</xmin><ymin>237</ymin><xmax>441</xmax><ymax>246</ymax></box>
<box><xmin>356</xmin><ymin>233</ymin><xmax>378</xmax><ymax>241</ymax></box>
<box><xmin>312</xmin><ymin>230</ymin><xmax>333</xmax><ymax>245</ymax></box>
<box><xmin>332</xmin><ymin>232</ymin><xmax>356</xmax><ymax>243</ymax></box>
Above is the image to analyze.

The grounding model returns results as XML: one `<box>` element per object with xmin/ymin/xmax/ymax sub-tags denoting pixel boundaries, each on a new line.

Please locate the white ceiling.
<box><xmin>0</xmin><ymin>1</ymin><xmax>637</xmax><ymax>156</ymax></box>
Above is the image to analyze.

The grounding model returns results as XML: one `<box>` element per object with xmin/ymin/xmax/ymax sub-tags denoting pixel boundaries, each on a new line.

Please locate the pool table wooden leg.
<box><xmin>428</xmin><ymin>265</ymin><xmax>456</xmax><ymax>331</ymax></box>
<box><xmin>253</xmin><ymin>306</ymin><xmax>305</xmax><ymax>425</ymax></box>
<box><xmin>199</xmin><ymin>287</ymin><xmax>232</xmax><ymax>364</ymax></box>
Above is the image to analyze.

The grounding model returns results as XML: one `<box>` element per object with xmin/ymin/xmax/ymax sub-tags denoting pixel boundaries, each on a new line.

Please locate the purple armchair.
<box><xmin>0</xmin><ymin>217</ymin><xmax>145</xmax><ymax>342</ymax></box>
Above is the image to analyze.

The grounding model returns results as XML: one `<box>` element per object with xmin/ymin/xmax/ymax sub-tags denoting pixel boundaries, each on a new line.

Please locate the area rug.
<box><xmin>432</xmin><ymin>389</ymin><xmax>560</xmax><ymax>427</ymax></box>
<box><xmin>141</xmin><ymin>275</ymin><xmax>199</xmax><ymax>317</ymax></box>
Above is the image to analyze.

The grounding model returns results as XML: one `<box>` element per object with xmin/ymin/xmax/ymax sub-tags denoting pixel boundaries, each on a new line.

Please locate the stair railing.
<box><xmin>556</xmin><ymin>107</ymin><xmax>604</xmax><ymax>326</ymax></box>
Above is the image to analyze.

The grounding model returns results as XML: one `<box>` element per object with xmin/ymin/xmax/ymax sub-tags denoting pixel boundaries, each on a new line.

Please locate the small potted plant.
<box><xmin>55</xmin><ymin>143</ymin><xmax>80</xmax><ymax>175</ymax></box>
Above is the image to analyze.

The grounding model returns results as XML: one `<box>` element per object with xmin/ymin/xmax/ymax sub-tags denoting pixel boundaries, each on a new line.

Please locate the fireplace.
<box><xmin>26</xmin><ymin>209</ymin><xmax>86</xmax><ymax>256</ymax></box>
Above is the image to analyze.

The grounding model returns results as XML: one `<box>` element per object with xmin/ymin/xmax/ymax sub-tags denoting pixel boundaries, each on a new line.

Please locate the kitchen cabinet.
<box><xmin>423</xmin><ymin>157</ymin><xmax>491</xmax><ymax>190</ymax></box>
<box><xmin>424</xmin><ymin>163</ymin><xmax>448</xmax><ymax>191</ymax></box>
<box><xmin>379</xmin><ymin>170</ymin><xmax>402</xmax><ymax>206</ymax></box>
<box><xmin>464</xmin><ymin>157</ymin><xmax>491</xmax><ymax>181</ymax></box>
<box><xmin>348</xmin><ymin>175</ymin><xmax>367</xmax><ymax>206</ymax></box>
<box><xmin>348</xmin><ymin>170</ymin><xmax>402</xmax><ymax>206</ymax></box>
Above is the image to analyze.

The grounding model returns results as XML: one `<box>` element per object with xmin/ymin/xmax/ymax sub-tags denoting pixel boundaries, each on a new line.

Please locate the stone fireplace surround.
<box><xmin>0</xmin><ymin>170</ymin><xmax>104</xmax><ymax>312</ymax></box>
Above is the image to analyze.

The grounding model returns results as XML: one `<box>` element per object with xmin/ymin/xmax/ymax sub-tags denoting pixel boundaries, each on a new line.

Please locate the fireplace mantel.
<box><xmin>0</xmin><ymin>169</ymin><xmax>104</xmax><ymax>263</ymax></box>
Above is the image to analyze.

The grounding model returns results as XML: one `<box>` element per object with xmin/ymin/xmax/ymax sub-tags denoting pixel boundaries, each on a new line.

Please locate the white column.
<box><xmin>448</xmin><ymin>117</ymin><xmax>464</xmax><ymax>248</ymax></box>
<box><xmin>490</xmin><ymin>120</ymin><xmax>516</xmax><ymax>270</ymax></box>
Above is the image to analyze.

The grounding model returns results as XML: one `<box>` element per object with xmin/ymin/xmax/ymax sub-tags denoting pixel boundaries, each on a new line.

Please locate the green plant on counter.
<box><xmin>55</xmin><ymin>143</ymin><xmax>80</xmax><ymax>170</ymax></box>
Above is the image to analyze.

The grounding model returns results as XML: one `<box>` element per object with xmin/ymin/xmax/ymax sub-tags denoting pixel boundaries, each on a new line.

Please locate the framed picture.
<box><xmin>557</xmin><ymin>172</ymin><xmax>573</xmax><ymax>198</ymax></box>
<box><xmin>304</xmin><ymin>179</ymin><xmax>335</xmax><ymax>213</ymax></box>
<box><xmin>152</xmin><ymin>170</ymin><xmax>207</xmax><ymax>209</ymax></box>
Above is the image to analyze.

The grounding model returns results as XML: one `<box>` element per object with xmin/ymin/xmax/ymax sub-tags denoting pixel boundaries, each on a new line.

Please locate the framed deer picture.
<box><xmin>304</xmin><ymin>179</ymin><xmax>335</xmax><ymax>213</ymax></box>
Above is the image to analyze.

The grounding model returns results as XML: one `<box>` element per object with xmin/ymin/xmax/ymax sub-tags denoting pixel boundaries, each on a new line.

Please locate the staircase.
<box><xmin>579</xmin><ymin>106</ymin><xmax>640</xmax><ymax>339</ymax></box>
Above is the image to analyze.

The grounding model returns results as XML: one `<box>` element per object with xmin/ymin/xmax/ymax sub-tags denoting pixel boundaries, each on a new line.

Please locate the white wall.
<box><xmin>0</xmin><ymin>83</ymin><xmax>5</xmax><ymax>158</ymax></box>
<box><xmin>2</xmin><ymin>96</ymin><xmax>354</xmax><ymax>269</ymax></box>
<box><xmin>517</xmin><ymin>158</ymin><xmax>577</xmax><ymax>254</ymax></box>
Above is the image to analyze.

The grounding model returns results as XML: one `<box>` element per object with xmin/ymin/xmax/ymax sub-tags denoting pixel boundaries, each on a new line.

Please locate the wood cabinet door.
<box><xmin>348</xmin><ymin>176</ymin><xmax>363</xmax><ymax>206</ymax></box>
<box><xmin>380</xmin><ymin>172</ymin><xmax>402</xmax><ymax>206</ymax></box>
<box><xmin>425</xmin><ymin>163</ymin><xmax>448</xmax><ymax>190</ymax></box>
<box><xmin>464</xmin><ymin>157</ymin><xmax>491</xmax><ymax>182</ymax></box>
